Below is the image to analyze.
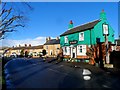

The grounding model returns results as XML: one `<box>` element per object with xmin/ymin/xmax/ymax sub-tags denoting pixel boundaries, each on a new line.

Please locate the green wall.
<box><xmin>60</xmin><ymin>20</ymin><xmax>115</xmax><ymax>47</ymax></box>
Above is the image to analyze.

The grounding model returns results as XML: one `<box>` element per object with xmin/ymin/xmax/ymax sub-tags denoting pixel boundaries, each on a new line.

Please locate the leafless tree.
<box><xmin>0</xmin><ymin>2</ymin><xmax>33</xmax><ymax>39</ymax></box>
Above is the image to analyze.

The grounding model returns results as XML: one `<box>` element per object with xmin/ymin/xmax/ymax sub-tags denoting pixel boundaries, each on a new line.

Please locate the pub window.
<box><xmin>65</xmin><ymin>47</ymin><xmax>67</xmax><ymax>53</ymax></box>
<box><xmin>80</xmin><ymin>46</ymin><xmax>82</xmax><ymax>53</ymax></box>
<box><xmin>77</xmin><ymin>45</ymin><xmax>86</xmax><ymax>55</ymax></box>
<box><xmin>65</xmin><ymin>36</ymin><xmax>68</xmax><ymax>43</ymax></box>
<box><xmin>79</xmin><ymin>32</ymin><xmax>84</xmax><ymax>41</ymax></box>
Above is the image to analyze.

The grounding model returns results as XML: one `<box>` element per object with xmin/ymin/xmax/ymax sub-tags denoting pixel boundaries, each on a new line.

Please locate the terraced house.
<box><xmin>44</xmin><ymin>37</ymin><xmax>60</xmax><ymax>57</ymax></box>
<box><xmin>60</xmin><ymin>10</ymin><xmax>115</xmax><ymax>64</ymax></box>
<box><xmin>4</xmin><ymin>44</ymin><xmax>43</xmax><ymax>58</ymax></box>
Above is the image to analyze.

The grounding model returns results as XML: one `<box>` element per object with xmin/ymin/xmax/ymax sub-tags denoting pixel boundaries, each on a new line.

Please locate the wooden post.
<box><xmin>105</xmin><ymin>35</ymin><xmax>109</xmax><ymax>64</ymax></box>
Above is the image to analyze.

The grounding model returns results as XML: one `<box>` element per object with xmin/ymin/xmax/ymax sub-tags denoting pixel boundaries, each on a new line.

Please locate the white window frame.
<box><xmin>77</xmin><ymin>45</ymin><xmax>86</xmax><ymax>56</ymax></box>
<box><xmin>66</xmin><ymin>47</ymin><xmax>70</xmax><ymax>55</ymax></box>
<box><xmin>79</xmin><ymin>32</ymin><xmax>84</xmax><ymax>41</ymax></box>
<box><xmin>62</xmin><ymin>46</ymin><xmax>70</xmax><ymax>55</ymax></box>
<box><xmin>65</xmin><ymin>36</ymin><xmax>68</xmax><ymax>43</ymax></box>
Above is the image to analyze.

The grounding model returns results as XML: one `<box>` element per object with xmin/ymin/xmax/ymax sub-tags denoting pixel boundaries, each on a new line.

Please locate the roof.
<box><xmin>115</xmin><ymin>39</ymin><xmax>120</xmax><ymax>46</ymax></box>
<box><xmin>11</xmin><ymin>45</ymin><xmax>43</xmax><ymax>50</ymax></box>
<box><xmin>44</xmin><ymin>39</ymin><xmax>60</xmax><ymax>45</ymax></box>
<box><xmin>60</xmin><ymin>19</ymin><xmax>100</xmax><ymax>36</ymax></box>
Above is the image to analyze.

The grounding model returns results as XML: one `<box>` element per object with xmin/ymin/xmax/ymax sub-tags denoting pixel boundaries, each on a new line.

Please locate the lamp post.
<box><xmin>103</xmin><ymin>23</ymin><xmax>109</xmax><ymax>64</ymax></box>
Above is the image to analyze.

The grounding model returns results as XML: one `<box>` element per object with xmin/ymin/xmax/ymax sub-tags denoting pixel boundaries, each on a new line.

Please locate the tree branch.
<box><xmin>0</xmin><ymin>2</ymin><xmax>33</xmax><ymax>39</ymax></box>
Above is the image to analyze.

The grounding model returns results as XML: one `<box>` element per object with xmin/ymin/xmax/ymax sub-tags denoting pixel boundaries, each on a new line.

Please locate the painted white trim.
<box><xmin>79</xmin><ymin>32</ymin><xmax>84</xmax><ymax>41</ymax></box>
<box><xmin>71</xmin><ymin>47</ymin><xmax>77</xmax><ymax>58</ymax></box>
<box><xmin>64</xmin><ymin>36</ymin><xmax>68</xmax><ymax>43</ymax></box>
<box><xmin>62</xmin><ymin>46</ymin><xmax>70</xmax><ymax>55</ymax></box>
<box><xmin>71</xmin><ymin>47</ymin><xmax>73</xmax><ymax>58</ymax></box>
<box><xmin>77</xmin><ymin>45</ymin><xmax>86</xmax><ymax>56</ymax></box>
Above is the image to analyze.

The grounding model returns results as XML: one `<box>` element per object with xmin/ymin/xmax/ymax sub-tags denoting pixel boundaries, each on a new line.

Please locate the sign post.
<box><xmin>103</xmin><ymin>23</ymin><xmax>109</xmax><ymax>64</ymax></box>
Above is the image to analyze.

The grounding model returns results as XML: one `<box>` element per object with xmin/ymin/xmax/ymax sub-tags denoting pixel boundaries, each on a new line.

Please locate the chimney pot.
<box><xmin>70</xmin><ymin>20</ymin><xmax>73</xmax><ymax>24</ymax></box>
<box><xmin>25</xmin><ymin>44</ymin><xmax>27</xmax><ymax>47</ymax></box>
<box><xmin>29</xmin><ymin>44</ymin><xmax>31</xmax><ymax>47</ymax></box>
<box><xmin>48</xmin><ymin>37</ymin><xmax>51</xmax><ymax>41</ymax></box>
<box><xmin>102</xmin><ymin>9</ymin><xmax>104</xmax><ymax>12</ymax></box>
<box><xmin>46</xmin><ymin>37</ymin><xmax>48</xmax><ymax>42</ymax></box>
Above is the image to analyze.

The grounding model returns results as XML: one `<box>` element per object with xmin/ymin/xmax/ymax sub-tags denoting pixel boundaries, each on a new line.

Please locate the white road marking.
<box><xmin>82</xmin><ymin>69</ymin><xmax>91</xmax><ymax>75</ymax></box>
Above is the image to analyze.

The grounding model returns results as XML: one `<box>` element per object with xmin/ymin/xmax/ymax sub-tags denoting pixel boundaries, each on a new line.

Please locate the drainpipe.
<box><xmin>90</xmin><ymin>29</ymin><xmax>92</xmax><ymax>46</ymax></box>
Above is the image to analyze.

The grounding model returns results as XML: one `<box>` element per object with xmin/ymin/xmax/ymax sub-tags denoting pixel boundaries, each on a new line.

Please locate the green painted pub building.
<box><xmin>60</xmin><ymin>10</ymin><xmax>115</xmax><ymax>63</ymax></box>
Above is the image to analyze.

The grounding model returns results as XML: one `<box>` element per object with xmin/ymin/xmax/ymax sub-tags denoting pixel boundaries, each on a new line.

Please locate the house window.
<box><xmin>80</xmin><ymin>46</ymin><xmax>82</xmax><ymax>53</ymax></box>
<box><xmin>77</xmin><ymin>45</ymin><xmax>86</xmax><ymax>55</ymax></box>
<box><xmin>65</xmin><ymin>36</ymin><xmax>68</xmax><ymax>43</ymax></box>
<box><xmin>56</xmin><ymin>51</ymin><xmax>58</xmax><ymax>55</ymax></box>
<box><xmin>46</xmin><ymin>46</ymin><xmax>48</xmax><ymax>49</ymax></box>
<box><xmin>65</xmin><ymin>47</ymin><xmax>67</xmax><ymax>53</ymax></box>
<box><xmin>79</xmin><ymin>32</ymin><xmax>84</xmax><ymax>41</ymax></box>
<box><xmin>63</xmin><ymin>46</ymin><xmax>70</xmax><ymax>55</ymax></box>
<box><xmin>62</xmin><ymin>47</ymin><xmax>65</xmax><ymax>55</ymax></box>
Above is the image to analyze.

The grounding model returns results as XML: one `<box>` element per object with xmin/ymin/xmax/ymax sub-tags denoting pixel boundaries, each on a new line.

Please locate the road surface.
<box><xmin>4</xmin><ymin>58</ymin><xmax>120</xmax><ymax>89</ymax></box>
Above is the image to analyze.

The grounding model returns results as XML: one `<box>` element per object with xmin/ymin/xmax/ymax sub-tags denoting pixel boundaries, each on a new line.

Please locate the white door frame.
<box><xmin>71</xmin><ymin>47</ymin><xmax>73</xmax><ymax>58</ymax></box>
<box><xmin>71</xmin><ymin>47</ymin><xmax>76</xmax><ymax>58</ymax></box>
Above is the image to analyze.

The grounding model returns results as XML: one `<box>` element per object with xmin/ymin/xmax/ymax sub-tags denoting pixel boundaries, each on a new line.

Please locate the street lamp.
<box><xmin>103</xmin><ymin>23</ymin><xmax>109</xmax><ymax>64</ymax></box>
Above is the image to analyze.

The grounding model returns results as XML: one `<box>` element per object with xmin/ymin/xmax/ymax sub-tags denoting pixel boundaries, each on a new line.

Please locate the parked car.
<box><xmin>10</xmin><ymin>53</ymin><xmax>17</xmax><ymax>58</ymax></box>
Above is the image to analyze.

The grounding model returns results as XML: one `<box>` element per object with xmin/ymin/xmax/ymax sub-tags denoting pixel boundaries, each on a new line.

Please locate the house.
<box><xmin>60</xmin><ymin>10</ymin><xmax>115</xmax><ymax>64</ymax></box>
<box><xmin>4</xmin><ymin>44</ymin><xmax>43</xmax><ymax>58</ymax></box>
<box><xmin>0</xmin><ymin>47</ymin><xmax>4</xmax><ymax>58</ymax></box>
<box><xmin>43</xmin><ymin>37</ymin><xmax>60</xmax><ymax>57</ymax></box>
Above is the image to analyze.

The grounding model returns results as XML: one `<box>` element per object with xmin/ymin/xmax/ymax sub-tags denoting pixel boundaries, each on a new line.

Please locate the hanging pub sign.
<box><xmin>69</xmin><ymin>40</ymin><xmax>78</xmax><ymax>44</ymax></box>
<box><xmin>103</xmin><ymin>23</ymin><xmax>109</xmax><ymax>36</ymax></box>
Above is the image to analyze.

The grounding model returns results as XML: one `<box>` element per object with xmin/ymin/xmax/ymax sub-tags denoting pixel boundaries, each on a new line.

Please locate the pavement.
<box><xmin>3</xmin><ymin>57</ymin><xmax>120</xmax><ymax>89</ymax></box>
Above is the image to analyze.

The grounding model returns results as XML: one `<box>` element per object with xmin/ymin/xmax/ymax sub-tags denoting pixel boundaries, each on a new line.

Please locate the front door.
<box><xmin>71</xmin><ymin>47</ymin><xmax>76</xmax><ymax>58</ymax></box>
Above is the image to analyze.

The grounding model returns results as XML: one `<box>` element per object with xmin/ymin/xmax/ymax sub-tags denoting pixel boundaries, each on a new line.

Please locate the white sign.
<box><xmin>103</xmin><ymin>24</ymin><xmax>108</xmax><ymax>35</ymax></box>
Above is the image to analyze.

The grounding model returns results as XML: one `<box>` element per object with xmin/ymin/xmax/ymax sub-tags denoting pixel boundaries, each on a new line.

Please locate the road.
<box><xmin>3</xmin><ymin>58</ymin><xmax>120</xmax><ymax>89</ymax></box>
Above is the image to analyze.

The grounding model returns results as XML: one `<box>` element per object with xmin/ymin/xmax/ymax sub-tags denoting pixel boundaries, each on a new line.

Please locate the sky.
<box><xmin>1</xmin><ymin>2</ymin><xmax>119</xmax><ymax>47</ymax></box>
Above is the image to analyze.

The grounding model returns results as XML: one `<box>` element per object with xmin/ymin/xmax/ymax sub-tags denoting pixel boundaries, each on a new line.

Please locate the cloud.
<box><xmin>0</xmin><ymin>36</ymin><xmax>47</xmax><ymax>47</ymax></box>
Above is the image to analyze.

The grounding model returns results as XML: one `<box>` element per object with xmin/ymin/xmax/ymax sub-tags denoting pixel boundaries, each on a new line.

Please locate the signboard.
<box><xmin>103</xmin><ymin>24</ymin><xmax>109</xmax><ymax>35</ymax></box>
<box><xmin>69</xmin><ymin>40</ymin><xmax>78</xmax><ymax>44</ymax></box>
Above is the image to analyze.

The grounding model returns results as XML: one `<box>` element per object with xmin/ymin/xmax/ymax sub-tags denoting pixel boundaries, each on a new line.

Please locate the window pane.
<box><xmin>80</xmin><ymin>49</ymin><xmax>82</xmax><ymax>53</ymax></box>
<box><xmin>80</xmin><ymin>46</ymin><xmax>82</xmax><ymax>48</ymax></box>
<box><xmin>79</xmin><ymin>32</ymin><xmax>84</xmax><ymax>41</ymax></box>
<box><xmin>65</xmin><ymin>36</ymin><xmax>68</xmax><ymax>43</ymax></box>
<box><xmin>65</xmin><ymin>47</ymin><xmax>67</xmax><ymax>53</ymax></box>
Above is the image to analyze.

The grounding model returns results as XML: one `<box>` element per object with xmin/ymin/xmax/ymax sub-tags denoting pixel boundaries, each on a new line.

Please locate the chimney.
<box><xmin>100</xmin><ymin>9</ymin><xmax>106</xmax><ymax>20</ymax></box>
<box><xmin>25</xmin><ymin>44</ymin><xmax>27</xmax><ymax>47</ymax></box>
<box><xmin>102</xmin><ymin>9</ymin><xmax>104</xmax><ymax>12</ymax></box>
<box><xmin>70</xmin><ymin>20</ymin><xmax>73</xmax><ymax>24</ymax></box>
<box><xmin>46</xmin><ymin>37</ymin><xmax>48</xmax><ymax>42</ymax></box>
<box><xmin>48</xmin><ymin>37</ymin><xmax>51</xmax><ymax>41</ymax></box>
<box><xmin>56</xmin><ymin>37</ymin><xmax>59</xmax><ymax>40</ymax></box>
<box><xmin>29</xmin><ymin>44</ymin><xmax>31</xmax><ymax>47</ymax></box>
<box><xmin>68</xmin><ymin>20</ymin><xmax>73</xmax><ymax>30</ymax></box>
